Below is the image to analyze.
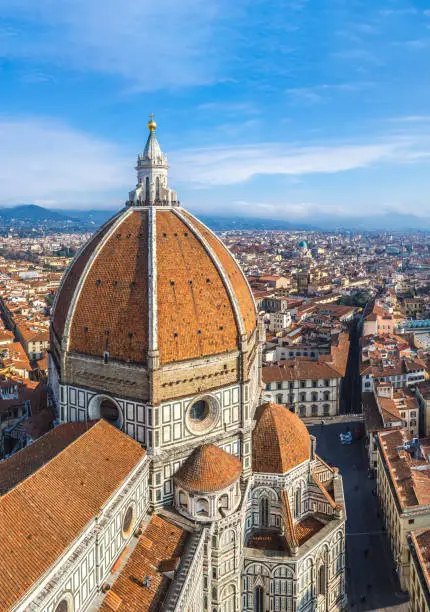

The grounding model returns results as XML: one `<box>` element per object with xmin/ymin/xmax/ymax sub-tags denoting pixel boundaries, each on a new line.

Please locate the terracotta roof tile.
<box><xmin>183</xmin><ymin>211</ymin><xmax>257</xmax><ymax>338</ymax></box>
<box><xmin>252</xmin><ymin>402</ymin><xmax>310</xmax><ymax>474</ymax></box>
<box><xmin>52</xmin><ymin>213</ymin><xmax>120</xmax><ymax>340</ymax></box>
<box><xmin>56</xmin><ymin>206</ymin><xmax>256</xmax><ymax>366</ymax></box>
<box><xmin>294</xmin><ymin>516</ymin><xmax>324</xmax><ymax>546</ymax></box>
<box><xmin>156</xmin><ymin>211</ymin><xmax>238</xmax><ymax>363</ymax></box>
<box><xmin>69</xmin><ymin>210</ymin><xmax>149</xmax><ymax>364</ymax></box>
<box><xmin>0</xmin><ymin>420</ymin><xmax>146</xmax><ymax>611</ymax></box>
<box><xmin>174</xmin><ymin>443</ymin><xmax>242</xmax><ymax>493</ymax></box>
<box><xmin>0</xmin><ymin>421</ymin><xmax>96</xmax><ymax>495</ymax></box>
<box><xmin>99</xmin><ymin>514</ymin><xmax>188</xmax><ymax>612</ymax></box>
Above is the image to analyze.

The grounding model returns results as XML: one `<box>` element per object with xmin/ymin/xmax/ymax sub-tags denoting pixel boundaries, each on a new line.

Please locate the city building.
<box><xmin>376</xmin><ymin>430</ymin><xmax>430</xmax><ymax>590</ymax></box>
<box><xmin>0</xmin><ymin>120</ymin><xmax>347</xmax><ymax>611</ymax></box>
<box><xmin>262</xmin><ymin>333</ymin><xmax>349</xmax><ymax>418</ymax></box>
<box><xmin>408</xmin><ymin>529</ymin><xmax>430</xmax><ymax>611</ymax></box>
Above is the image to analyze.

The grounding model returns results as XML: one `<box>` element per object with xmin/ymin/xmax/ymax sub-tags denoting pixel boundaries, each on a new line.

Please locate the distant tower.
<box><xmin>128</xmin><ymin>114</ymin><xmax>178</xmax><ymax>206</ymax></box>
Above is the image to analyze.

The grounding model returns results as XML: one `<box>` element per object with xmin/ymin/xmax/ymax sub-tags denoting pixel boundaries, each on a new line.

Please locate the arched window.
<box><xmin>311</xmin><ymin>404</ymin><xmax>318</xmax><ymax>417</ymax></box>
<box><xmin>219</xmin><ymin>494</ymin><xmax>229</xmax><ymax>511</ymax></box>
<box><xmin>324</xmin><ymin>391</ymin><xmax>330</xmax><ymax>401</ymax></box>
<box><xmin>299</xmin><ymin>405</ymin><xmax>306</xmax><ymax>417</ymax></box>
<box><xmin>260</xmin><ymin>497</ymin><xmax>269</xmax><ymax>527</ymax></box>
<box><xmin>276</xmin><ymin>393</ymin><xmax>283</xmax><ymax>404</ymax></box>
<box><xmin>196</xmin><ymin>498</ymin><xmax>209</xmax><ymax>516</ymax></box>
<box><xmin>254</xmin><ymin>586</ymin><xmax>264</xmax><ymax>612</ymax></box>
<box><xmin>294</xmin><ymin>488</ymin><xmax>301</xmax><ymax>518</ymax></box>
<box><xmin>54</xmin><ymin>601</ymin><xmax>69</xmax><ymax>612</ymax></box>
<box><xmin>179</xmin><ymin>490</ymin><xmax>188</xmax><ymax>509</ymax></box>
<box><xmin>323</xmin><ymin>403</ymin><xmax>330</xmax><ymax>416</ymax></box>
<box><xmin>312</xmin><ymin>392</ymin><xmax>318</xmax><ymax>402</ymax></box>
<box><xmin>145</xmin><ymin>177</ymin><xmax>150</xmax><ymax>202</ymax></box>
<box><xmin>155</xmin><ymin>176</ymin><xmax>160</xmax><ymax>200</ymax></box>
<box><xmin>318</xmin><ymin>565</ymin><xmax>326</xmax><ymax>596</ymax></box>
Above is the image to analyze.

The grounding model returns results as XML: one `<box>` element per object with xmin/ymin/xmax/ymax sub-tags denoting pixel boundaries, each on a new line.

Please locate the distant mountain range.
<box><xmin>0</xmin><ymin>204</ymin><xmax>429</xmax><ymax>232</ymax></box>
<box><xmin>0</xmin><ymin>204</ymin><xmax>70</xmax><ymax>222</ymax></box>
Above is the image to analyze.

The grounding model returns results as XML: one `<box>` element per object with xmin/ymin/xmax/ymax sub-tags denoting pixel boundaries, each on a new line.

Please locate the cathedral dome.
<box><xmin>252</xmin><ymin>403</ymin><xmax>311</xmax><ymax>474</ymax></box>
<box><xmin>51</xmin><ymin>126</ymin><xmax>256</xmax><ymax>369</ymax></box>
<box><xmin>174</xmin><ymin>443</ymin><xmax>242</xmax><ymax>493</ymax></box>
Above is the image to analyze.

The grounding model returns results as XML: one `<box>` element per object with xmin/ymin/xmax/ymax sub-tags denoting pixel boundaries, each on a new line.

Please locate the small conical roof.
<box><xmin>143</xmin><ymin>129</ymin><xmax>163</xmax><ymax>160</ymax></box>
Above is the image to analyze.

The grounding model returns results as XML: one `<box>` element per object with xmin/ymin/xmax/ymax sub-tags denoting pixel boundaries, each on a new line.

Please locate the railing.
<box><xmin>126</xmin><ymin>199</ymin><xmax>181</xmax><ymax>208</ymax></box>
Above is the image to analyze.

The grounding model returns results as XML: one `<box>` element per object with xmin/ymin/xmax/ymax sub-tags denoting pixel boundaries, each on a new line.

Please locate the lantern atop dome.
<box><xmin>128</xmin><ymin>114</ymin><xmax>179</xmax><ymax>208</ymax></box>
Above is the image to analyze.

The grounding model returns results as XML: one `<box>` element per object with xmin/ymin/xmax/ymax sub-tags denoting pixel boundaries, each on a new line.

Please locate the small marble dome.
<box><xmin>252</xmin><ymin>403</ymin><xmax>311</xmax><ymax>474</ymax></box>
<box><xmin>174</xmin><ymin>443</ymin><xmax>242</xmax><ymax>493</ymax></box>
<box><xmin>174</xmin><ymin>444</ymin><xmax>242</xmax><ymax>521</ymax></box>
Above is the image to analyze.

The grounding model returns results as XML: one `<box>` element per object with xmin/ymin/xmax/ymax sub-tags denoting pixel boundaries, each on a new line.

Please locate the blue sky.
<box><xmin>1</xmin><ymin>0</ymin><xmax>430</xmax><ymax>220</ymax></box>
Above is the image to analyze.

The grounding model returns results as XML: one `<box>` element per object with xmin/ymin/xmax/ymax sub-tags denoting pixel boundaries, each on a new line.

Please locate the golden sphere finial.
<box><xmin>148</xmin><ymin>113</ymin><xmax>157</xmax><ymax>132</ymax></box>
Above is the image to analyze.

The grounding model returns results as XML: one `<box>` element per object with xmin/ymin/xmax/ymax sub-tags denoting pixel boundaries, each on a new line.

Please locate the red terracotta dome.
<box><xmin>252</xmin><ymin>403</ymin><xmax>311</xmax><ymax>474</ymax></box>
<box><xmin>52</xmin><ymin>207</ymin><xmax>256</xmax><ymax>366</ymax></box>
<box><xmin>174</xmin><ymin>444</ymin><xmax>242</xmax><ymax>493</ymax></box>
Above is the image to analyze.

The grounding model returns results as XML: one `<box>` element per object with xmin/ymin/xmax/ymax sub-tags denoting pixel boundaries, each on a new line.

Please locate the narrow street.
<box><xmin>309</xmin><ymin>422</ymin><xmax>409</xmax><ymax>612</ymax></box>
<box><xmin>340</xmin><ymin>319</ymin><xmax>362</xmax><ymax>415</ymax></box>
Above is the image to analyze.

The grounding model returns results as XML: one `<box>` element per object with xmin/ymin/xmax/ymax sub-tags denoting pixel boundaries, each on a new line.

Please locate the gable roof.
<box><xmin>0</xmin><ymin>420</ymin><xmax>146</xmax><ymax>611</ymax></box>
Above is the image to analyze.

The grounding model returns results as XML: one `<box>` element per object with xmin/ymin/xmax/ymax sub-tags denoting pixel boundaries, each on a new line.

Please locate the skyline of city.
<box><xmin>1</xmin><ymin>0</ymin><xmax>430</xmax><ymax>221</ymax></box>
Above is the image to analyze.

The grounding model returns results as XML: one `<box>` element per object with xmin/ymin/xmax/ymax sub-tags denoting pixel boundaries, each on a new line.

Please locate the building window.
<box><xmin>276</xmin><ymin>394</ymin><xmax>283</xmax><ymax>404</ymax></box>
<box><xmin>312</xmin><ymin>380</ymin><xmax>317</xmax><ymax>388</ymax></box>
<box><xmin>324</xmin><ymin>379</ymin><xmax>329</xmax><ymax>387</ymax></box>
<box><xmin>277</xmin><ymin>382</ymin><xmax>282</xmax><ymax>390</ymax></box>
<box><xmin>300</xmin><ymin>393</ymin><xmax>306</xmax><ymax>402</ymax></box>
<box><xmin>54</xmin><ymin>601</ymin><xmax>69</xmax><ymax>612</ymax></box>
<box><xmin>312</xmin><ymin>392</ymin><xmax>318</xmax><ymax>402</ymax></box>
<box><xmin>260</xmin><ymin>497</ymin><xmax>269</xmax><ymax>527</ymax></box>
<box><xmin>122</xmin><ymin>505</ymin><xmax>135</xmax><ymax>537</ymax></box>
<box><xmin>324</xmin><ymin>391</ymin><xmax>330</xmax><ymax>401</ymax></box>
<box><xmin>186</xmin><ymin>397</ymin><xmax>219</xmax><ymax>434</ymax></box>
<box><xmin>318</xmin><ymin>565</ymin><xmax>326</xmax><ymax>596</ymax></box>
<box><xmin>300</xmin><ymin>381</ymin><xmax>306</xmax><ymax>388</ymax></box>
<box><xmin>299</xmin><ymin>405</ymin><xmax>306</xmax><ymax>417</ymax></box>
<box><xmin>254</xmin><ymin>586</ymin><xmax>264</xmax><ymax>612</ymax></box>
<box><xmin>100</xmin><ymin>399</ymin><xmax>120</xmax><ymax>424</ymax></box>
<box><xmin>312</xmin><ymin>404</ymin><xmax>318</xmax><ymax>417</ymax></box>
<box><xmin>219</xmin><ymin>494</ymin><xmax>229</xmax><ymax>511</ymax></box>
<box><xmin>196</xmin><ymin>498</ymin><xmax>209</xmax><ymax>516</ymax></box>
<box><xmin>294</xmin><ymin>488</ymin><xmax>301</xmax><ymax>518</ymax></box>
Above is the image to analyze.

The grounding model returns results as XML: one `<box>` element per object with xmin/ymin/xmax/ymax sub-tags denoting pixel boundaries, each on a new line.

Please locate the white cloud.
<box><xmin>1</xmin><ymin>115</ymin><xmax>430</xmax><ymax>209</ymax></box>
<box><xmin>0</xmin><ymin>0</ymin><xmax>223</xmax><ymax>89</ymax></box>
<box><xmin>286</xmin><ymin>82</ymin><xmax>373</xmax><ymax>105</ymax></box>
<box><xmin>0</xmin><ymin>116</ymin><xmax>131</xmax><ymax>205</ymax></box>
<box><xmin>170</xmin><ymin>138</ymin><xmax>429</xmax><ymax>186</ymax></box>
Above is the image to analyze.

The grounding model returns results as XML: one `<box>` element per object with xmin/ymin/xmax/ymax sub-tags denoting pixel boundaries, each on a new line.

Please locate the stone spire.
<box><xmin>128</xmin><ymin>115</ymin><xmax>178</xmax><ymax>207</ymax></box>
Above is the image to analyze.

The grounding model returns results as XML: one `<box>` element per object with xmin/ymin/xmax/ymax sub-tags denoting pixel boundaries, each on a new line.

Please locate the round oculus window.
<box><xmin>186</xmin><ymin>396</ymin><xmax>219</xmax><ymax>435</ymax></box>
<box><xmin>100</xmin><ymin>399</ymin><xmax>120</xmax><ymax>424</ymax></box>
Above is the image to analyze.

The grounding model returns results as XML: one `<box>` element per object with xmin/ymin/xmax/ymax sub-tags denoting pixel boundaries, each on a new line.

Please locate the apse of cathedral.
<box><xmin>0</xmin><ymin>118</ymin><xmax>347</xmax><ymax>612</ymax></box>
